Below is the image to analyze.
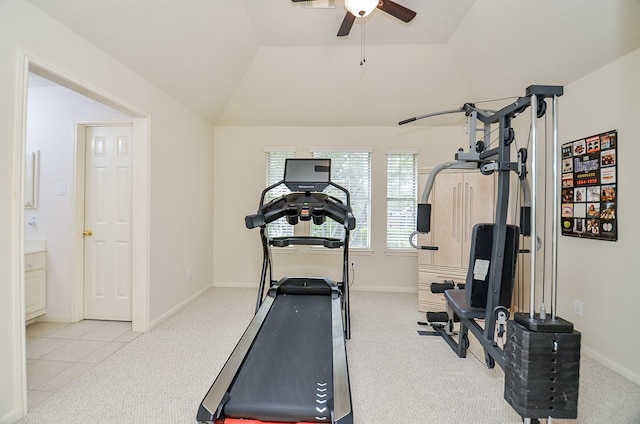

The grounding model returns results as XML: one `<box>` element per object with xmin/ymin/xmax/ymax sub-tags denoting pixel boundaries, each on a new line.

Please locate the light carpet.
<box><xmin>18</xmin><ymin>287</ymin><xmax>640</xmax><ymax>423</ymax></box>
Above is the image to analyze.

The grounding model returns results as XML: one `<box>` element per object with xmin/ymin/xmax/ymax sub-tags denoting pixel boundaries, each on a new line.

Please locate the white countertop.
<box><xmin>25</xmin><ymin>240</ymin><xmax>47</xmax><ymax>254</ymax></box>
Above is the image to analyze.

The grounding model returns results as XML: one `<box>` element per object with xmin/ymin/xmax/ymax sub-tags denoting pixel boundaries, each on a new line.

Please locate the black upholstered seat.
<box><xmin>444</xmin><ymin>289</ymin><xmax>486</xmax><ymax>320</ymax></box>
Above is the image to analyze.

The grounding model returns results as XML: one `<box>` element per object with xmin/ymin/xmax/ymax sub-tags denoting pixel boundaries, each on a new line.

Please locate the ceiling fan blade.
<box><xmin>337</xmin><ymin>12</ymin><xmax>356</xmax><ymax>37</ymax></box>
<box><xmin>377</xmin><ymin>0</ymin><xmax>417</xmax><ymax>23</ymax></box>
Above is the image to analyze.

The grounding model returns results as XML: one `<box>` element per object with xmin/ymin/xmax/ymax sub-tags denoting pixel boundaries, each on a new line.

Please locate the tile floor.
<box><xmin>26</xmin><ymin>320</ymin><xmax>141</xmax><ymax>411</ymax></box>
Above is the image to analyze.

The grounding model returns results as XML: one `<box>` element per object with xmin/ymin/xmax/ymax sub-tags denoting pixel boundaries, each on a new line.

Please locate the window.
<box><xmin>265</xmin><ymin>149</ymin><xmax>295</xmax><ymax>238</ymax></box>
<box><xmin>311</xmin><ymin>149</ymin><xmax>371</xmax><ymax>249</ymax></box>
<box><xmin>386</xmin><ymin>151</ymin><xmax>418</xmax><ymax>249</ymax></box>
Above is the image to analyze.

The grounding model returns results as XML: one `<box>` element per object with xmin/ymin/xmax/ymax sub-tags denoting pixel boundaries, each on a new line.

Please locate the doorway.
<box><xmin>18</xmin><ymin>59</ymin><xmax>150</xmax><ymax>414</ymax></box>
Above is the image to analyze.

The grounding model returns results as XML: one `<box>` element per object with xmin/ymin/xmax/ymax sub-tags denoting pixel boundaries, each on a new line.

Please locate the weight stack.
<box><xmin>504</xmin><ymin>317</ymin><xmax>581</xmax><ymax>420</ymax></box>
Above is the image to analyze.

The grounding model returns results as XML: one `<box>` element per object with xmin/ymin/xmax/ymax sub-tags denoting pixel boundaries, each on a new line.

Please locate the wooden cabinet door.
<box><xmin>461</xmin><ymin>172</ymin><xmax>496</xmax><ymax>267</ymax></box>
<box><xmin>418</xmin><ymin>168</ymin><xmax>496</xmax><ymax>269</ymax></box>
<box><xmin>431</xmin><ymin>171</ymin><xmax>464</xmax><ymax>268</ymax></box>
<box><xmin>417</xmin><ymin>167</ymin><xmax>497</xmax><ymax>312</ymax></box>
<box><xmin>25</xmin><ymin>268</ymin><xmax>46</xmax><ymax>318</ymax></box>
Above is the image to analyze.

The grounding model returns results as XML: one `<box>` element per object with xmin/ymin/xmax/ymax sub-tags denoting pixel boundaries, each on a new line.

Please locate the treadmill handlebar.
<box><xmin>344</xmin><ymin>213</ymin><xmax>356</xmax><ymax>231</ymax></box>
<box><xmin>270</xmin><ymin>236</ymin><xmax>344</xmax><ymax>248</ymax></box>
<box><xmin>245</xmin><ymin>192</ymin><xmax>356</xmax><ymax>230</ymax></box>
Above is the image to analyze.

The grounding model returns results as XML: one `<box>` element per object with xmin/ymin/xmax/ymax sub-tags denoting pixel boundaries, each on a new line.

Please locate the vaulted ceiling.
<box><xmin>27</xmin><ymin>0</ymin><xmax>640</xmax><ymax>126</ymax></box>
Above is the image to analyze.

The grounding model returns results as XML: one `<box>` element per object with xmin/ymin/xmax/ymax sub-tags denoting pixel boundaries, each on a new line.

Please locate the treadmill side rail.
<box><xmin>332</xmin><ymin>294</ymin><xmax>353</xmax><ymax>424</ymax></box>
<box><xmin>198</xmin><ymin>295</ymin><xmax>276</xmax><ymax>421</ymax></box>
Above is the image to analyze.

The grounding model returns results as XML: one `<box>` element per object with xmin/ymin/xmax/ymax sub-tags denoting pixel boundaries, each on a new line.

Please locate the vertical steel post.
<box><xmin>484</xmin><ymin>115</ymin><xmax>511</xmax><ymax>349</ymax></box>
<box><xmin>529</xmin><ymin>94</ymin><xmax>538</xmax><ymax>319</ymax></box>
<box><xmin>551</xmin><ymin>95</ymin><xmax>559</xmax><ymax>319</ymax></box>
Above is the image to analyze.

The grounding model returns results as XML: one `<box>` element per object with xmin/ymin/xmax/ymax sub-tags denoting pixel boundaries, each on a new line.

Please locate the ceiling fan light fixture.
<box><xmin>345</xmin><ymin>0</ymin><xmax>378</xmax><ymax>17</ymax></box>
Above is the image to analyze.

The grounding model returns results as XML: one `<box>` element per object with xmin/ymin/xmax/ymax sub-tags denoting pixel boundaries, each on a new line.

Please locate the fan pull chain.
<box><xmin>360</xmin><ymin>15</ymin><xmax>366</xmax><ymax>66</ymax></box>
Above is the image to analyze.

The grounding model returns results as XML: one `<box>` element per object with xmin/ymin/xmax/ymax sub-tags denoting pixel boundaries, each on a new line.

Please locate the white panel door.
<box><xmin>84</xmin><ymin>126</ymin><xmax>133</xmax><ymax>321</ymax></box>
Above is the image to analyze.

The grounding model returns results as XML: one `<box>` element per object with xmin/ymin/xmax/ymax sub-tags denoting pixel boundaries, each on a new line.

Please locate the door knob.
<box><xmin>82</xmin><ymin>230</ymin><xmax>93</xmax><ymax>237</ymax></box>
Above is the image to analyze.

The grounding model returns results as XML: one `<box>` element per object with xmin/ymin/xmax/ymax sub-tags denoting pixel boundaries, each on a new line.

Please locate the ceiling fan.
<box><xmin>293</xmin><ymin>0</ymin><xmax>417</xmax><ymax>37</ymax></box>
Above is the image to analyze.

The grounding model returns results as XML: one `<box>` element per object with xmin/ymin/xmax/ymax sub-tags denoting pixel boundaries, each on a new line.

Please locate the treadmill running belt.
<box><xmin>224</xmin><ymin>293</ymin><xmax>333</xmax><ymax>423</ymax></box>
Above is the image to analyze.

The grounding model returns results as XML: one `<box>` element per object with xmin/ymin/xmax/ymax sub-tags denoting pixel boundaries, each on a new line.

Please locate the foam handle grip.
<box><xmin>520</xmin><ymin>206</ymin><xmax>531</xmax><ymax>236</ymax></box>
<box><xmin>398</xmin><ymin>117</ymin><xmax>417</xmax><ymax>125</ymax></box>
<box><xmin>430</xmin><ymin>282</ymin><xmax>455</xmax><ymax>293</ymax></box>
<box><xmin>417</xmin><ymin>203</ymin><xmax>431</xmax><ymax>233</ymax></box>
<box><xmin>245</xmin><ymin>213</ymin><xmax>265</xmax><ymax>229</ymax></box>
<box><xmin>426</xmin><ymin>312</ymin><xmax>449</xmax><ymax>323</ymax></box>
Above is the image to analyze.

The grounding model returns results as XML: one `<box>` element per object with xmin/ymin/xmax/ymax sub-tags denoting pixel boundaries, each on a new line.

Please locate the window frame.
<box><xmin>386</xmin><ymin>149</ymin><xmax>418</xmax><ymax>250</ymax></box>
<box><xmin>310</xmin><ymin>148</ymin><xmax>372</xmax><ymax>250</ymax></box>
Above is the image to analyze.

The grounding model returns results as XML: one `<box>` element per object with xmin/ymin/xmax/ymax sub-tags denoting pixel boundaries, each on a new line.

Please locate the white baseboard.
<box><xmin>0</xmin><ymin>409</ymin><xmax>22</xmax><ymax>424</ymax></box>
<box><xmin>212</xmin><ymin>281</ymin><xmax>258</xmax><ymax>289</ymax></box>
<box><xmin>582</xmin><ymin>345</ymin><xmax>640</xmax><ymax>386</ymax></box>
<box><xmin>149</xmin><ymin>283</ymin><xmax>213</xmax><ymax>329</ymax></box>
<box><xmin>351</xmin><ymin>285</ymin><xmax>417</xmax><ymax>293</ymax></box>
<box><xmin>38</xmin><ymin>314</ymin><xmax>72</xmax><ymax>323</ymax></box>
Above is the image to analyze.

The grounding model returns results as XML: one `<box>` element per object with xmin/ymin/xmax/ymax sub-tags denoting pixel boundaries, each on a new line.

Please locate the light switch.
<box><xmin>58</xmin><ymin>182</ymin><xmax>66</xmax><ymax>196</ymax></box>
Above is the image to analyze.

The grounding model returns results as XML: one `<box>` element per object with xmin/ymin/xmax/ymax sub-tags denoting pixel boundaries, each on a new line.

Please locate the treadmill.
<box><xmin>197</xmin><ymin>158</ymin><xmax>355</xmax><ymax>424</ymax></box>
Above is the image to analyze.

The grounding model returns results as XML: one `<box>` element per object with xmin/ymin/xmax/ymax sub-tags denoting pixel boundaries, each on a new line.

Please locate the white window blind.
<box><xmin>265</xmin><ymin>149</ymin><xmax>294</xmax><ymax>238</ymax></box>
<box><xmin>311</xmin><ymin>150</ymin><xmax>371</xmax><ymax>249</ymax></box>
<box><xmin>386</xmin><ymin>152</ymin><xmax>418</xmax><ymax>249</ymax></box>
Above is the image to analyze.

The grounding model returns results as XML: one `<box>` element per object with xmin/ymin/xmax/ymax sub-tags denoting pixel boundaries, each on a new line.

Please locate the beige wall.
<box><xmin>212</xmin><ymin>125</ymin><xmax>471</xmax><ymax>291</ymax></box>
<box><xmin>0</xmin><ymin>0</ymin><xmax>215</xmax><ymax>421</ymax></box>
<box><xmin>556</xmin><ymin>47</ymin><xmax>640</xmax><ymax>384</ymax></box>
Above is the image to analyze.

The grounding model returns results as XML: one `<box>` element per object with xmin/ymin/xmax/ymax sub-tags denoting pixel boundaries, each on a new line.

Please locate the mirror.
<box><xmin>25</xmin><ymin>150</ymin><xmax>40</xmax><ymax>209</ymax></box>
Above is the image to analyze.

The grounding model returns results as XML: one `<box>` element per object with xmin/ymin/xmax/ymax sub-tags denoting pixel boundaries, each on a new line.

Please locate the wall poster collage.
<box><xmin>561</xmin><ymin>130</ymin><xmax>617</xmax><ymax>241</ymax></box>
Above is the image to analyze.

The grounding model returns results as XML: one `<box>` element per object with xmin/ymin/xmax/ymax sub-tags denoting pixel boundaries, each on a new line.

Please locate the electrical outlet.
<box><xmin>573</xmin><ymin>299</ymin><xmax>583</xmax><ymax>316</ymax></box>
<box><xmin>186</xmin><ymin>268</ymin><xmax>192</xmax><ymax>281</ymax></box>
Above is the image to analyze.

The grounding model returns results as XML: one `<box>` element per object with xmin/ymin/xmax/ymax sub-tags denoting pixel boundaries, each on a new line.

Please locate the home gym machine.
<box><xmin>197</xmin><ymin>158</ymin><xmax>355</xmax><ymax>424</ymax></box>
<box><xmin>402</xmin><ymin>85</ymin><xmax>581</xmax><ymax>422</ymax></box>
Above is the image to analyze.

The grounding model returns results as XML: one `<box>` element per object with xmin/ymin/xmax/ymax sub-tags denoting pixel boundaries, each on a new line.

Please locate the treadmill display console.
<box><xmin>284</xmin><ymin>158</ymin><xmax>331</xmax><ymax>192</ymax></box>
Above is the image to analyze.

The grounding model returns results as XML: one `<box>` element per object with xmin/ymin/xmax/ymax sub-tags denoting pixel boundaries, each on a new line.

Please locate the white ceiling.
<box><xmin>27</xmin><ymin>0</ymin><xmax>640</xmax><ymax>127</ymax></box>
